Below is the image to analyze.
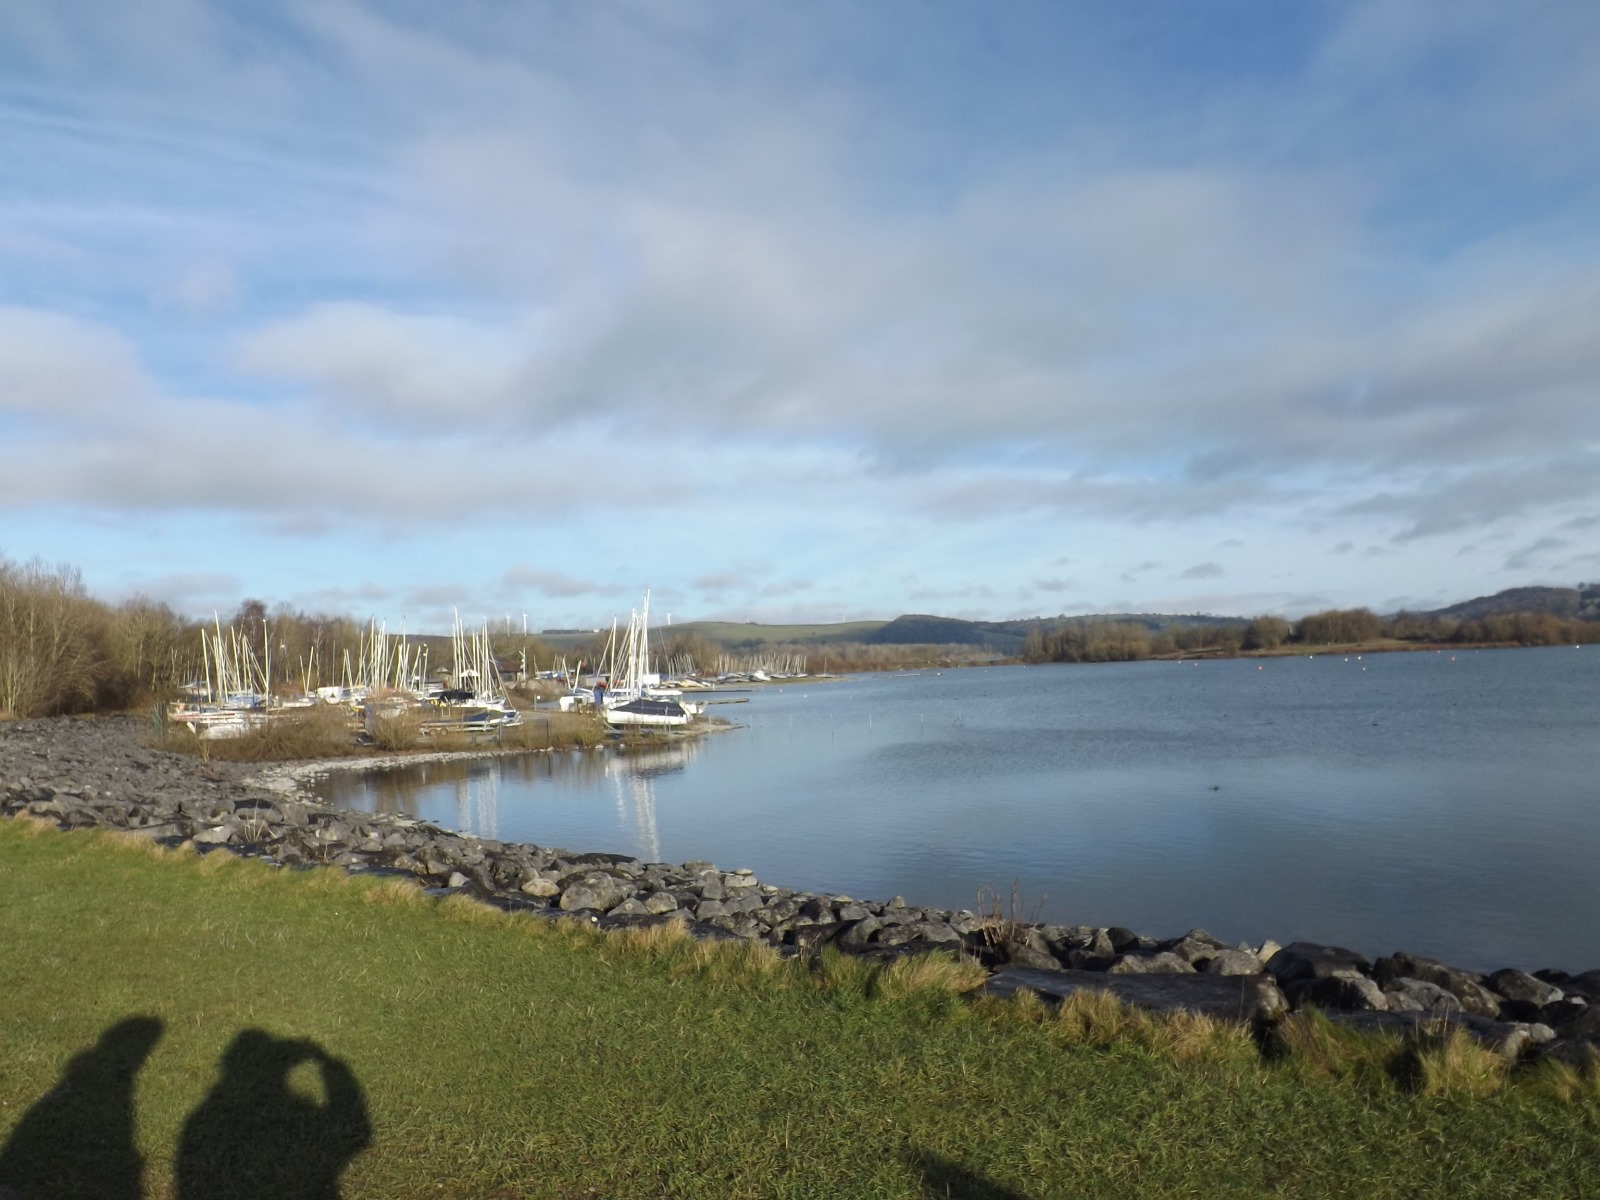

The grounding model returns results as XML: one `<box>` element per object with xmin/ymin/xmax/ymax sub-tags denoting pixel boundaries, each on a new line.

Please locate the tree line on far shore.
<box><xmin>6</xmin><ymin>555</ymin><xmax>1599</xmax><ymax>719</ymax></box>
<box><xmin>1020</xmin><ymin>608</ymin><xmax>1600</xmax><ymax>664</ymax></box>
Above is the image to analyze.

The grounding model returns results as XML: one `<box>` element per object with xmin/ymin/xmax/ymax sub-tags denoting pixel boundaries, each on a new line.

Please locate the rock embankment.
<box><xmin>4</xmin><ymin>716</ymin><xmax>1598</xmax><ymax>1067</ymax></box>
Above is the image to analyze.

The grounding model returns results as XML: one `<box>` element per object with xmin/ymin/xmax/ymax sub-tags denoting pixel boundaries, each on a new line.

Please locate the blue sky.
<box><xmin>3</xmin><ymin>1</ymin><xmax>1598</xmax><ymax>629</ymax></box>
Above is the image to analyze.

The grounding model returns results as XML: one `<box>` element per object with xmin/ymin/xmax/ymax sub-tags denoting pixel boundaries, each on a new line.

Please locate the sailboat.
<box><xmin>603</xmin><ymin>591</ymin><xmax>700</xmax><ymax>728</ymax></box>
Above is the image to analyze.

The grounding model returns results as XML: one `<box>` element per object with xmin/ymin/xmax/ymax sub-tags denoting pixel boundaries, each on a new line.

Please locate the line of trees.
<box><xmin>8</xmin><ymin>555</ymin><xmax>1599</xmax><ymax>717</ymax></box>
<box><xmin>0</xmin><ymin>559</ymin><xmax>194</xmax><ymax>718</ymax></box>
<box><xmin>1024</xmin><ymin>606</ymin><xmax>1600</xmax><ymax>664</ymax></box>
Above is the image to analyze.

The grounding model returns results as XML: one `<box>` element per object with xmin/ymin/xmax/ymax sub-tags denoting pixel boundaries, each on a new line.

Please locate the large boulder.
<box><xmin>557</xmin><ymin>871</ymin><xmax>633</xmax><ymax>912</ymax></box>
<box><xmin>1551</xmin><ymin>1005</ymin><xmax>1600</xmax><ymax>1042</ymax></box>
<box><xmin>1202</xmin><ymin>949</ymin><xmax>1265</xmax><ymax>976</ymax></box>
<box><xmin>1487</xmin><ymin>969</ymin><xmax>1564</xmax><ymax>1020</ymax></box>
<box><xmin>1383</xmin><ymin>978</ymin><xmax>1461</xmax><ymax>1016</ymax></box>
<box><xmin>1107</xmin><ymin>952</ymin><xmax>1195</xmax><ymax>975</ymax></box>
<box><xmin>1372</xmin><ymin>953</ymin><xmax>1501</xmax><ymax>1018</ymax></box>
<box><xmin>1562</xmin><ymin>970</ymin><xmax>1600</xmax><ymax>1003</ymax></box>
<box><xmin>1266</xmin><ymin>942</ymin><xmax>1371</xmax><ymax>985</ymax></box>
<box><xmin>1003</xmin><ymin>930</ymin><xmax>1064</xmax><ymax>971</ymax></box>
<box><xmin>1287</xmin><ymin>974</ymin><xmax>1389</xmax><ymax>1013</ymax></box>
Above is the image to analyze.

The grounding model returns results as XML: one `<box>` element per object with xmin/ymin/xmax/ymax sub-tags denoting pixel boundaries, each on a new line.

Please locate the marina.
<box><xmin>313</xmin><ymin>645</ymin><xmax>1600</xmax><ymax>973</ymax></box>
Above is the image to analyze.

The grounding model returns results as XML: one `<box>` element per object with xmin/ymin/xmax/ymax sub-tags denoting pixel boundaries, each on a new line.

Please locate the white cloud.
<box><xmin>500</xmin><ymin>566</ymin><xmax>610</xmax><ymax>598</ymax></box>
<box><xmin>0</xmin><ymin>307</ymin><xmax>149</xmax><ymax>418</ymax></box>
<box><xmin>2</xmin><ymin>2</ymin><xmax>1598</xmax><ymax>621</ymax></box>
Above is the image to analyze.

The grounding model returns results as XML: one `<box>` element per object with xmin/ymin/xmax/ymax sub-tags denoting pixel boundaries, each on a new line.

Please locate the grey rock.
<box><xmin>838</xmin><ymin>917</ymin><xmax>882</xmax><ymax>950</ymax></box>
<box><xmin>1003</xmin><ymin>939</ymin><xmax>1062</xmax><ymax>972</ymax></box>
<box><xmin>1105</xmin><ymin>927</ymin><xmax>1143</xmax><ymax>952</ymax></box>
<box><xmin>1107</xmin><ymin>952</ymin><xmax>1195</xmax><ymax>975</ymax></box>
<box><xmin>606</xmin><ymin>897</ymin><xmax>652</xmax><ymax>918</ymax></box>
<box><xmin>1202</xmin><ymin>949</ymin><xmax>1265</xmax><ymax>976</ymax></box>
<box><xmin>722</xmin><ymin>892</ymin><xmax>765</xmax><ymax>917</ymax></box>
<box><xmin>1286</xmin><ymin>972</ymin><xmax>1388</xmax><ymax>1012</ymax></box>
<box><xmin>1552</xmin><ymin>1005</ymin><xmax>1600</xmax><ymax>1041</ymax></box>
<box><xmin>875</xmin><ymin>924</ymin><xmax>924</xmax><ymax>947</ymax></box>
<box><xmin>1538</xmin><ymin>1039</ymin><xmax>1600</xmax><ymax>1070</ymax></box>
<box><xmin>1266</xmin><ymin>942</ymin><xmax>1371</xmax><ymax>985</ymax></box>
<box><xmin>1383</xmin><ymin>977</ymin><xmax>1461</xmax><ymax>1016</ymax></box>
<box><xmin>558</xmin><ymin>871</ymin><xmax>631</xmax><ymax>912</ymax></box>
<box><xmin>1371</xmin><ymin>952</ymin><xmax>1500</xmax><ymax>1018</ymax></box>
<box><xmin>1486</xmin><ymin>968</ymin><xmax>1563</xmax><ymax>1020</ymax></box>
<box><xmin>982</xmin><ymin>966</ymin><xmax>1287</xmax><ymax>1023</ymax></box>
<box><xmin>763</xmin><ymin>898</ymin><xmax>801</xmax><ymax>925</ymax></box>
<box><xmin>1162</xmin><ymin>936</ymin><xmax>1221</xmax><ymax>966</ymax></box>
<box><xmin>1560</xmin><ymin>969</ymin><xmax>1600</xmax><ymax>1003</ymax></box>
<box><xmin>641</xmin><ymin>891</ymin><xmax>679</xmax><ymax>915</ymax></box>
<box><xmin>787</xmin><ymin>923</ymin><xmax>843</xmax><ymax>953</ymax></box>
<box><xmin>910</xmin><ymin>922</ymin><xmax>965</xmax><ymax>947</ymax></box>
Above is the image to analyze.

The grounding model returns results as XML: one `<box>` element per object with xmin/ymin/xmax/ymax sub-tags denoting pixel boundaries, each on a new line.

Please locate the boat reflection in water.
<box><xmin>604</xmin><ymin>740</ymin><xmax>701</xmax><ymax>863</ymax></box>
<box><xmin>312</xmin><ymin>738</ymin><xmax>704</xmax><ymax>860</ymax></box>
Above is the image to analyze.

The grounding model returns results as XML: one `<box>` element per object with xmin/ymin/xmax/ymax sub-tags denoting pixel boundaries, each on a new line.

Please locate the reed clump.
<box><xmin>154</xmin><ymin>705</ymin><xmax>358</xmax><ymax>762</ymax></box>
<box><xmin>366</xmin><ymin>703</ymin><xmax>424</xmax><ymax>752</ymax></box>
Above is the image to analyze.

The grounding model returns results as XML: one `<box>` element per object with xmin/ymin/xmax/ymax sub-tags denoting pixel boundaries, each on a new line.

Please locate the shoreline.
<box><xmin>4</xmin><ymin>713</ymin><xmax>1598</xmax><ymax>1066</ymax></box>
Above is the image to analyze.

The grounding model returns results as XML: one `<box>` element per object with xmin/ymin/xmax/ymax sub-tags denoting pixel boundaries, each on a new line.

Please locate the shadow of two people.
<box><xmin>0</xmin><ymin>1017</ymin><xmax>370</xmax><ymax>1200</ymax></box>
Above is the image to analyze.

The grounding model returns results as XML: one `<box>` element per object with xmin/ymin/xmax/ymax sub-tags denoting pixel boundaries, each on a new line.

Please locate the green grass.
<box><xmin>3</xmin><ymin>820</ymin><xmax>1599</xmax><ymax>1199</ymax></box>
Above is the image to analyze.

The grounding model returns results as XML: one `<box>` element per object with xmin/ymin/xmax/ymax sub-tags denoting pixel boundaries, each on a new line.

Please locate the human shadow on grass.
<box><xmin>0</xmin><ymin>1015</ymin><xmax>164</xmax><ymax>1200</ymax></box>
<box><xmin>176</xmin><ymin>1029</ymin><xmax>372</xmax><ymax>1200</ymax></box>
<box><xmin>0</xmin><ymin>1020</ymin><xmax>370</xmax><ymax>1200</ymax></box>
<box><xmin>905</xmin><ymin>1149</ymin><xmax>1030</xmax><ymax>1200</ymax></box>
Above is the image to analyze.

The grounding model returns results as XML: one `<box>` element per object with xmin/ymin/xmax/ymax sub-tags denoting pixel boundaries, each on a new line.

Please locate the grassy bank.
<box><xmin>3</xmin><ymin>821</ymin><xmax>1598</xmax><ymax>1199</ymax></box>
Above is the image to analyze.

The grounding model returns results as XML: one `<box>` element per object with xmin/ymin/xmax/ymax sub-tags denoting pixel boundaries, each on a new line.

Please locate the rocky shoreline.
<box><xmin>5</xmin><ymin>715</ymin><xmax>1599</xmax><ymax>1067</ymax></box>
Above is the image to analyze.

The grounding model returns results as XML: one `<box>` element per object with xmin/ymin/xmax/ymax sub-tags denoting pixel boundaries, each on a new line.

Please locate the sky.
<box><xmin>2</xmin><ymin>0</ymin><xmax>1598</xmax><ymax>631</ymax></box>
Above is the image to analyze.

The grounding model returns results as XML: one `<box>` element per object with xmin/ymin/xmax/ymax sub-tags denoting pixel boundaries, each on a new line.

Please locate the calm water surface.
<box><xmin>314</xmin><ymin>647</ymin><xmax>1600</xmax><ymax>971</ymax></box>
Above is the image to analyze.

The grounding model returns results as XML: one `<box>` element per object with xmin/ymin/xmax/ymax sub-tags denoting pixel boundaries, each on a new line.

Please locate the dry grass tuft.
<box><xmin>1524</xmin><ymin>1058</ymin><xmax>1600</xmax><ymax>1104</ymax></box>
<box><xmin>358</xmin><ymin>876</ymin><xmax>430</xmax><ymax>908</ymax></box>
<box><xmin>1272</xmin><ymin>1011</ymin><xmax>1403</xmax><ymax>1083</ymax></box>
<box><xmin>875</xmin><ymin>952</ymin><xmax>988</xmax><ymax>1001</ymax></box>
<box><xmin>10</xmin><ymin>813</ymin><xmax>58</xmax><ymax>836</ymax></box>
<box><xmin>367</xmin><ymin>703</ymin><xmax>424</xmax><ymax>751</ymax></box>
<box><xmin>1052</xmin><ymin>987</ymin><xmax>1133</xmax><ymax>1045</ymax></box>
<box><xmin>811</xmin><ymin>946</ymin><xmax>880</xmax><ymax>999</ymax></box>
<box><xmin>438</xmin><ymin>892</ymin><xmax>516</xmax><ymax>926</ymax></box>
<box><xmin>1006</xmin><ymin>986</ymin><xmax>1047</xmax><ymax>1022</ymax></box>
<box><xmin>105</xmin><ymin>830</ymin><xmax>197</xmax><ymax>860</ymax></box>
<box><xmin>614</xmin><ymin>916</ymin><xmax>692</xmax><ymax>958</ymax></box>
<box><xmin>1412</xmin><ymin>1028</ymin><xmax>1510</xmax><ymax>1099</ymax></box>
<box><xmin>155</xmin><ymin>705</ymin><xmax>358</xmax><ymax>762</ymax></box>
<box><xmin>674</xmin><ymin>934</ymin><xmax>784</xmax><ymax>985</ymax></box>
<box><xmin>193</xmin><ymin>848</ymin><xmax>240</xmax><ymax>875</ymax></box>
<box><xmin>1142</xmin><ymin>1008</ymin><xmax>1257</xmax><ymax>1066</ymax></box>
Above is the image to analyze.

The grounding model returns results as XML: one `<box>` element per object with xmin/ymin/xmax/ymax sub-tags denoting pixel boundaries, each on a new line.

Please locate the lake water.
<box><xmin>313</xmin><ymin>646</ymin><xmax>1600</xmax><ymax>972</ymax></box>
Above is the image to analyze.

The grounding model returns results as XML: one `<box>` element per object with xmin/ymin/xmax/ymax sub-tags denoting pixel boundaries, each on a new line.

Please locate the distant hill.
<box><xmin>1038</xmin><ymin>612</ymin><xmax>1251</xmax><ymax>633</ymax></box>
<box><xmin>864</xmin><ymin>615</ymin><xmax>1027</xmax><ymax>653</ymax></box>
<box><xmin>545</xmin><ymin>610</ymin><xmax>1255</xmax><ymax>655</ymax></box>
<box><xmin>657</xmin><ymin>620</ymin><xmax>888</xmax><ymax>649</ymax></box>
<box><xmin>1416</xmin><ymin>586</ymin><xmax>1600</xmax><ymax>622</ymax></box>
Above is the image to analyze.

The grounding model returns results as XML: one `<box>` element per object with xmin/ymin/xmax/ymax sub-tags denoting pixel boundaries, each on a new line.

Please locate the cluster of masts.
<box><xmin>172</xmin><ymin>612</ymin><xmax>518</xmax><ymax>738</ymax></box>
<box><xmin>710</xmin><ymin>651</ymin><xmax>809</xmax><ymax>678</ymax></box>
